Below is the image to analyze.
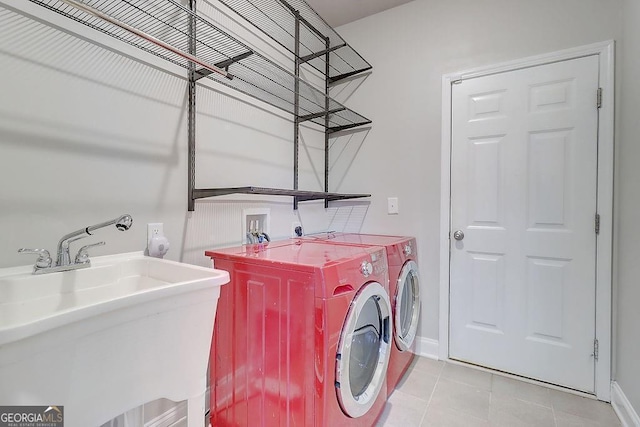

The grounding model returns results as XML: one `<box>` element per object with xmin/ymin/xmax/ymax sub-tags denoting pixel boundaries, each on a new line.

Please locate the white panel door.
<box><xmin>449</xmin><ymin>55</ymin><xmax>599</xmax><ymax>392</ymax></box>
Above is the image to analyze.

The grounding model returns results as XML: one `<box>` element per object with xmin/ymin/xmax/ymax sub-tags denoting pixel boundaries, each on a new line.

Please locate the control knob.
<box><xmin>404</xmin><ymin>244</ymin><xmax>412</xmax><ymax>256</ymax></box>
<box><xmin>361</xmin><ymin>261</ymin><xmax>373</xmax><ymax>277</ymax></box>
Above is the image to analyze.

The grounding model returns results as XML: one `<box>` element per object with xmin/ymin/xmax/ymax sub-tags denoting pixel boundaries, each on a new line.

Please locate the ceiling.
<box><xmin>305</xmin><ymin>0</ymin><xmax>414</xmax><ymax>28</ymax></box>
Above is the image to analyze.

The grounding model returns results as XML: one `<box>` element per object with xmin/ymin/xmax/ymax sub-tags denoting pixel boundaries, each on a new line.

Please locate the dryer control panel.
<box><xmin>403</xmin><ymin>243</ymin><xmax>413</xmax><ymax>256</ymax></box>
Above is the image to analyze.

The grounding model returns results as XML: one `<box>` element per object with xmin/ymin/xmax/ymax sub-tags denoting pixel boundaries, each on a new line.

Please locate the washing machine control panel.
<box><xmin>360</xmin><ymin>261</ymin><xmax>374</xmax><ymax>277</ymax></box>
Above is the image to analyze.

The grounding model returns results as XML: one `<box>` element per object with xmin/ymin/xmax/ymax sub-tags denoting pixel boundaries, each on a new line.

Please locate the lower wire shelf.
<box><xmin>192</xmin><ymin>186</ymin><xmax>370</xmax><ymax>205</ymax></box>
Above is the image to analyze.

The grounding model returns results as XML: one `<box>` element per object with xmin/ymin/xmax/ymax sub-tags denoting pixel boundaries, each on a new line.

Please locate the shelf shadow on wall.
<box><xmin>0</xmin><ymin>112</ymin><xmax>182</xmax><ymax>164</ymax></box>
<box><xmin>298</xmin><ymin>131</ymin><xmax>325</xmax><ymax>191</ymax></box>
<box><xmin>328</xmin><ymin>126</ymin><xmax>371</xmax><ymax>191</ymax></box>
<box><xmin>330</xmin><ymin>72</ymin><xmax>372</xmax><ymax>106</ymax></box>
<box><xmin>0</xmin><ymin>4</ymin><xmax>188</xmax><ymax>105</ymax></box>
<box><xmin>0</xmin><ymin>5</ymin><xmax>187</xmax><ymax>164</ymax></box>
<box><xmin>196</xmin><ymin>82</ymin><xmax>294</xmax><ymax>148</ymax></box>
<box><xmin>296</xmin><ymin>126</ymin><xmax>371</xmax><ymax>194</ymax></box>
<box><xmin>326</xmin><ymin>200</ymin><xmax>371</xmax><ymax>234</ymax></box>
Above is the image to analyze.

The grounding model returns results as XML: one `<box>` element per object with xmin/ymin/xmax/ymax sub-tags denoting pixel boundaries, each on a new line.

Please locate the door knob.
<box><xmin>453</xmin><ymin>230</ymin><xmax>465</xmax><ymax>241</ymax></box>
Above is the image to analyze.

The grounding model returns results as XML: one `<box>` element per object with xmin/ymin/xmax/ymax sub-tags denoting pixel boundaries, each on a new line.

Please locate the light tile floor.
<box><xmin>378</xmin><ymin>357</ymin><xmax>621</xmax><ymax>427</ymax></box>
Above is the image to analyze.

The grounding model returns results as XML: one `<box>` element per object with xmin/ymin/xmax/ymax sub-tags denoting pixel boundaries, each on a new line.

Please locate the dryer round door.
<box><xmin>336</xmin><ymin>281</ymin><xmax>391</xmax><ymax>418</ymax></box>
<box><xmin>395</xmin><ymin>260</ymin><xmax>420</xmax><ymax>351</ymax></box>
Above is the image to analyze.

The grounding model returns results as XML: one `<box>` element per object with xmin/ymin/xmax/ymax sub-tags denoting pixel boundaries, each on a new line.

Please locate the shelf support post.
<box><xmin>324</xmin><ymin>35</ymin><xmax>330</xmax><ymax>208</ymax></box>
<box><xmin>187</xmin><ymin>0</ymin><xmax>197</xmax><ymax>211</ymax></box>
<box><xmin>293</xmin><ymin>10</ymin><xmax>301</xmax><ymax>210</ymax></box>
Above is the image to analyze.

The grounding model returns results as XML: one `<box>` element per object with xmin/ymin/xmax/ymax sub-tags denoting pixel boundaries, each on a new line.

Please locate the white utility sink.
<box><xmin>0</xmin><ymin>252</ymin><xmax>229</xmax><ymax>427</ymax></box>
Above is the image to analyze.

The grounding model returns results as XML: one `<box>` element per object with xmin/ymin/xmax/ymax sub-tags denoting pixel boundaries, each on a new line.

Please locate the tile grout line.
<box><xmin>549</xmin><ymin>389</ymin><xmax>559</xmax><ymax>427</ymax></box>
<box><xmin>489</xmin><ymin>372</ymin><xmax>493</xmax><ymax>410</ymax></box>
<box><xmin>551</xmin><ymin>406</ymin><xmax>559</xmax><ymax>427</ymax></box>
<box><xmin>416</xmin><ymin>361</ymin><xmax>444</xmax><ymax>425</ymax></box>
<box><xmin>547</xmin><ymin>389</ymin><xmax>558</xmax><ymax>427</ymax></box>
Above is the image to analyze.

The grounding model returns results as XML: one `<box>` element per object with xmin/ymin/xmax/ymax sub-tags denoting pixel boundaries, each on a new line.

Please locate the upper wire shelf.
<box><xmin>218</xmin><ymin>0</ymin><xmax>372</xmax><ymax>83</ymax></box>
<box><xmin>192</xmin><ymin>186</ymin><xmax>370</xmax><ymax>203</ymax></box>
<box><xmin>29</xmin><ymin>0</ymin><xmax>370</xmax><ymax>131</ymax></box>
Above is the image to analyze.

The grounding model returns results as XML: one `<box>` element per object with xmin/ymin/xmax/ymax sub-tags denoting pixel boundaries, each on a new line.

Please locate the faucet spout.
<box><xmin>56</xmin><ymin>214</ymin><xmax>133</xmax><ymax>266</ymax></box>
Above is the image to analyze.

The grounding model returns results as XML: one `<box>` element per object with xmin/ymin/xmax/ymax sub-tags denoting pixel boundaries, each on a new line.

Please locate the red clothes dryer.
<box><xmin>206</xmin><ymin>241</ymin><xmax>391</xmax><ymax>426</ymax></box>
<box><xmin>303</xmin><ymin>233</ymin><xmax>421</xmax><ymax>392</ymax></box>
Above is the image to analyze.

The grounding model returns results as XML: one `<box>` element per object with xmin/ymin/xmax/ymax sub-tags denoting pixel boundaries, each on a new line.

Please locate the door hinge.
<box><xmin>452</xmin><ymin>79</ymin><xmax>463</xmax><ymax>85</ymax></box>
<box><xmin>595</xmin><ymin>213</ymin><xmax>600</xmax><ymax>234</ymax></box>
<box><xmin>597</xmin><ymin>88</ymin><xmax>603</xmax><ymax>108</ymax></box>
<box><xmin>592</xmin><ymin>338</ymin><xmax>599</xmax><ymax>361</ymax></box>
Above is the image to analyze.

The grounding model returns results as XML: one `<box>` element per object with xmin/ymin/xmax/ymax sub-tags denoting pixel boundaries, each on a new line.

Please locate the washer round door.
<box><xmin>395</xmin><ymin>260</ymin><xmax>420</xmax><ymax>351</ymax></box>
<box><xmin>335</xmin><ymin>281</ymin><xmax>391</xmax><ymax>418</ymax></box>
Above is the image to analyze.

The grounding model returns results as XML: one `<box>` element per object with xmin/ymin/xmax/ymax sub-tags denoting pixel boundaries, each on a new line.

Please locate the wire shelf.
<box><xmin>218</xmin><ymin>0</ymin><xmax>372</xmax><ymax>83</ymax></box>
<box><xmin>193</xmin><ymin>186</ymin><xmax>370</xmax><ymax>203</ymax></box>
<box><xmin>28</xmin><ymin>0</ymin><xmax>370</xmax><ymax>130</ymax></box>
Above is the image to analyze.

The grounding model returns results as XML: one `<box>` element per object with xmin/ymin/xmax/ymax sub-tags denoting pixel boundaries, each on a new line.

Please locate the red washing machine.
<box><xmin>303</xmin><ymin>234</ymin><xmax>421</xmax><ymax>392</ymax></box>
<box><xmin>205</xmin><ymin>240</ymin><xmax>391</xmax><ymax>426</ymax></box>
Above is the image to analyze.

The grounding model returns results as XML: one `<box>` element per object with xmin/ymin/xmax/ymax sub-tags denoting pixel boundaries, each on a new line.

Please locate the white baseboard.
<box><xmin>612</xmin><ymin>381</ymin><xmax>640</xmax><ymax>427</ymax></box>
<box><xmin>414</xmin><ymin>337</ymin><xmax>439</xmax><ymax>360</ymax></box>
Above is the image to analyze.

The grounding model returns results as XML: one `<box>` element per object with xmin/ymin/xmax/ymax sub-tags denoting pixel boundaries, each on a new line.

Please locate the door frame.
<box><xmin>439</xmin><ymin>40</ymin><xmax>615</xmax><ymax>401</ymax></box>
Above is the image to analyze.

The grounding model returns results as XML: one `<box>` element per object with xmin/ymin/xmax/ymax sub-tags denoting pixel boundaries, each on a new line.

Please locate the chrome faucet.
<box><xmin>19</xmin><ymin>214</ymin><xmax>133</xmax><ymax>274</ymax></box>
<box><xmin>55</xmin><ymin>214</ymin><xmax>133</xmax><ymax>266</ymax></box>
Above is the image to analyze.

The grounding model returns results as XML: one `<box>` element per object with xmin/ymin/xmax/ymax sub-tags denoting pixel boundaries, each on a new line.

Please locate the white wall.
<box><xmin>336</xmin><ymin>0</ymin><xmax>622</xmax><ymax>340</ymax></box>
<box><xmin>615</xmin><ymin>0</ymin><xmax>640</xmax><ymax>415</ymax></box>
<box><xmin>0</xmin><ymin>0</ymin><xmax>368</xmax><ymax>271</ymax></box>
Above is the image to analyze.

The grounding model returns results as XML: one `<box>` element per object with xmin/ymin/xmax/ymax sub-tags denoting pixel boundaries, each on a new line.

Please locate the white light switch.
<box><xmin>387</xmin><ymin>197</ymin><xmax>399</xmax><ymax>215</ymax></box>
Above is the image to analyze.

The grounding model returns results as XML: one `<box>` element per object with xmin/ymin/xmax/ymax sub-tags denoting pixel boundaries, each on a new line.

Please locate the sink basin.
<box><xmin>0</xmin><ymin>252</ymin><xmax>229</xmax><ymax>427</ymax></box>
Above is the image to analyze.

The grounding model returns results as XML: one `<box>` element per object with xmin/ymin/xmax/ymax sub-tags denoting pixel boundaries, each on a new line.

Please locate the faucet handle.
<box><xmin>75</xmin><ymin>241</ymin><xmax>105</xmax><ymax>264</ymax></box>
<box><xmin>18</xmin><ymin>248</ymin><xmax>52</xmax><ymax>268</ymax></box>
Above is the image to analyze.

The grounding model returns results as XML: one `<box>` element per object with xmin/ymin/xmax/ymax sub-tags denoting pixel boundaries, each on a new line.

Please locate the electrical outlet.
<box><xmin>147</xmin><ymin>223</ymin><xmax>163</xmax><ymax>247</ymax></box>
<box><xmin>291</xmin><ymin>221</ymin><xmax>303</xmax><ymax>237</ymax></box>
